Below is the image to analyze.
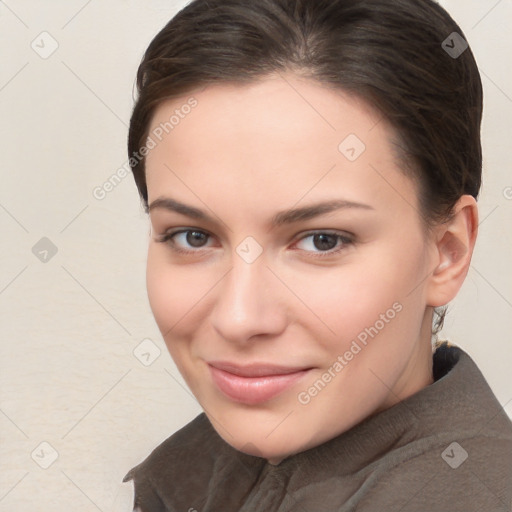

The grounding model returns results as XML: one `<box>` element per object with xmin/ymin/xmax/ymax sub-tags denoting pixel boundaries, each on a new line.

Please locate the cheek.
<box><xmin>145</xmin><ymin>247</ymin><xmax>210</xmax><ymax>337</ymax></box>
<box><xmin>290</xmin><ymin>243</ymin><xmax>427</xmax><ymax>347</ymax></box>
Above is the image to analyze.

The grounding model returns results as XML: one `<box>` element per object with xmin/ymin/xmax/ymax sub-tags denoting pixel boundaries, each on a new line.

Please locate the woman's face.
<box><xmin>144</xmin><ymin>74</ymin><xmax>437</xmax><ymax>463</ymax></box>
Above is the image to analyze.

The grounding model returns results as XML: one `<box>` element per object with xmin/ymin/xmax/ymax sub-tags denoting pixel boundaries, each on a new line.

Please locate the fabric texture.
<box><xmin>124</xmin><ymin>341</ymin><xmax>512</xmax><ymax>511</ymax></box>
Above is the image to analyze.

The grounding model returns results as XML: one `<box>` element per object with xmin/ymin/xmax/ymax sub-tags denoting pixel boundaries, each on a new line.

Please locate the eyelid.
<box><xmin>291</xmin><ymin>230</ymin><xmax>354</xmax><ymax>258</ymax></box>
<box><xmin>292</xmin><ymin>229</ymin><xmax>354</xmax><ymax>242</ymax></box>
<box><xmin>155</xmin><ymin>228</ymin><xmax>217</xmax><ymax>250</ymax></box>
<box><xmin>155</xmin><ymin>227</ymin><xmax>355</xmax><ymax>257</ymax></box>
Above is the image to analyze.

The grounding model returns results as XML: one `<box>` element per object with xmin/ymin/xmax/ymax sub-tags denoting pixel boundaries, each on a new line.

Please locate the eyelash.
<box><xmin>155</xmin><ymin>228</ymin><xmax>354</xmax><ymax>259</ymax></box>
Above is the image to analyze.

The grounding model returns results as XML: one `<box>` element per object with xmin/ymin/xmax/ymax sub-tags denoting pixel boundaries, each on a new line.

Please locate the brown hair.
<box><xmin>128</xmin><ymin>0</ymin><xmax>483</xmax><ymax>333</ymax></box>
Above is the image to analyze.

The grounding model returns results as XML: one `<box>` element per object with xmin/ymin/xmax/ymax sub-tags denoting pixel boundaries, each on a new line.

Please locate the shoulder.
<box><xmin>124</xmin><ymin>413</ymin><xmax>219</xmax><ymax>486</ymax></box>
<box><xmin>356</xmin><ymin>341</ymin><xmax>512</xmax><ymax>511</ymax></box>
<box><xmin>123</xmin><ymin>413</ymin><xmax>222</xmax><ymax>510</ymax></box>
<box><xmin>123</xmin><ymin>413</ymin><xmax>265</xmax><ymax>511</ymax></box>
<box><xmin>356</xmin><ymin>433</ymin><xmax>512</xmax><ymax>511</ymax></box>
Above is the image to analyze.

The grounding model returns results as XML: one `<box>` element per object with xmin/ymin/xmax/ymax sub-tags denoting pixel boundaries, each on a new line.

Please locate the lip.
<box><xmin>208</xmin><ymin>361</ymin><xmax>312</xmax><ymax>405</ymax></box>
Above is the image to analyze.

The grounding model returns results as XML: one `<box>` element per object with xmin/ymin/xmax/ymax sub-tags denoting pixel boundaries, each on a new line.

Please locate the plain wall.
<box><xmin>0</xmin><ymin>1</ymin><xmax>511</xmax><ymax>510</ymax></box>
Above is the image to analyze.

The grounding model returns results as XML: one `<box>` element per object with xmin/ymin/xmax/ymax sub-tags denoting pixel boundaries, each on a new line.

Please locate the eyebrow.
<box><xmin>147</xmin><ymin>197</ymin><xmax>374</xmax><ymax>228</ymax></box>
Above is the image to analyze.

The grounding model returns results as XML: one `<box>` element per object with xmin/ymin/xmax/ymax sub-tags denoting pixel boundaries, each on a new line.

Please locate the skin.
<box><xmin>143</xmin><ymin>73</ymin><xmax>478</xmax><ymax>465</ymax></box>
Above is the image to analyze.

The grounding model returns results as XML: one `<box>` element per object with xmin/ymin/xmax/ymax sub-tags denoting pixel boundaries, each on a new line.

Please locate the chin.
<box><xmin>235</xmin><ymin>438</ymin><xmax>294</xmax><ymax>463</ymax></box>
<box><xmin>205</xmin><ymin>406</ymin><xmax>314</xmax><ymax>461</ymax></box>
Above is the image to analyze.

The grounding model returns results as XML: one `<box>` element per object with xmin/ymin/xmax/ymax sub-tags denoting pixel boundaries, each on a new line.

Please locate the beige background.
<box><xmin>0</xmin><ymin>1</ymin><xmax>511</xmax><ymax>510</ymax></box>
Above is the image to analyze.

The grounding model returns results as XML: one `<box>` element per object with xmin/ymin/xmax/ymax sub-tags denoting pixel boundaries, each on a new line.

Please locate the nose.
<box><xmin>210</xmin><ymin>252</ymin><xmax>287</xmax><ymax>345</ymax></box>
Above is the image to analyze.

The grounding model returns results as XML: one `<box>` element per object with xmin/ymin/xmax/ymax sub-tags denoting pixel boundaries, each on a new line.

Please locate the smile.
<box><xmin>208</xmin><ymin>362</ymin><xmax>312</xmax><ymax>405</ymax></box>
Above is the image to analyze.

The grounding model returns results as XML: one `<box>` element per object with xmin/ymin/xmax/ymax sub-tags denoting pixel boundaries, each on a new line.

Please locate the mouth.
<box><xmin>207</xmin><ymin>361</ymin><xmax>313</xmax><ymax>405</ymax></box>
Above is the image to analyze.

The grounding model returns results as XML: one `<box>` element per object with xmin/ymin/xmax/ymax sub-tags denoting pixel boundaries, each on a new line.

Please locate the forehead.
<box><xmin>147</xmin><ymin>74</ymin><xmax>384</xmax><ymax>152</ymax></box>
<box><xmin>144</xmin><ymin>74</ymin><xmax>419</xmax><ymax>221</ymax></box>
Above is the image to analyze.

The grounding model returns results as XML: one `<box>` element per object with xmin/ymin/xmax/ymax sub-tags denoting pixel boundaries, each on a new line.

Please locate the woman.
<box><xmin>123</xmin><ymin>0</ymin><xmax>512</xmax><ymax>510</ymax></box>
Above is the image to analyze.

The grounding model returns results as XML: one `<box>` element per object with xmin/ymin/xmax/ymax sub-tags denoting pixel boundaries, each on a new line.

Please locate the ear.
<box><xmin>426</xmin><ymin>195</ymin><xmax>478</xmax><ymax>307</ymax></box>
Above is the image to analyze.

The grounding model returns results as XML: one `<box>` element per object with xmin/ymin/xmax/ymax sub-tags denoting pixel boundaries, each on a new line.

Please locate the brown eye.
<box><xmin>312</xmin><ymin>234</ymin><xmax>338</xmax><ymax>251</ymax></box>
<box><xmin>186</xmin><ymin>231</ymin><xmax>209</xmax><ymax>247</ymax></box>
<box><xmin>156</xmin><ymin>229</ymin><xmax>213</xmax><ymax>253</ymax></box>
<box><xmin>294</xmin><ymin>231</ymin><xmax>353</xmax><ymax>257</ymax></box>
